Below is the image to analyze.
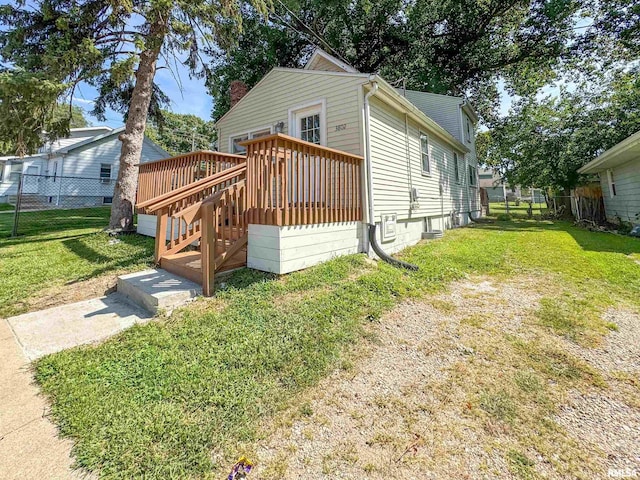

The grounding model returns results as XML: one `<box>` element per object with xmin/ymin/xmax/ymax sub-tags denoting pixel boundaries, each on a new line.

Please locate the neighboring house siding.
<box><xmin>368</xmin><ymin>97</ymin><xmax>470</xmax><ymax>223</ymax></box>
<box><xmin>599</xmin><ymin>157</ymin><xmax>640</xmax><ymax>224</ymax></box>
<box><xmin>216</xmin><ymin>70</ymin><xmax>367</xmax><ymax>157</ymax></box>
<box><xmin>61</xmin><ymin>136</ymin><xmax>166</xmax><ymax>178</ymax></box>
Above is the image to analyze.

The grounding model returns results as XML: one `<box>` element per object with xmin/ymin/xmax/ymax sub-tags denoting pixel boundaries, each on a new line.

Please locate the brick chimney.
<box><xmin>230</xmin><ymin>80</ymin><xmax>248</xmax><ymax>107</ymax></box>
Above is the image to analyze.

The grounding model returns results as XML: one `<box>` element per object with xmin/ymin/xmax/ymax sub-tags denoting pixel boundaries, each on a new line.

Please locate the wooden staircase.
<box><xmin>137</xmin><ymin>159</ymin><xmax>248</xmax><ymax>296</ymax></box>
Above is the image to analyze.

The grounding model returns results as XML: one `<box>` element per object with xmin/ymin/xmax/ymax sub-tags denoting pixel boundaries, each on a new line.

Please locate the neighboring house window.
<box><xmin>100</xmin><ymin>163</ymin><xmax>112</xmax><ymax>182</ymax></box>
<box><xmin>289</xmin><ymin>100</ymin><xmax>326</xmax><ymax>145</ymax></box>
<box><xmin>469</xmin><ymin>164</ymin><xmax>477</xmax><ymax>187</ymax></box>
<box><xmin>9</xmin><ymin>162</ymin><xmax>22</xmax><ymax>181</ymax></box>
<box><xmin>229</xmin><ymin>127</ymin><xmax>273</xmax><ymax>154</ymax></box>
<box><xmin>606</xmin><ymin>169</ymin><xmax>617</xmax><ymax>197</ymax></box>
<box><xmin>103</xmin><ymin>196</ymin><xmax>113</xmax><ymax>205</ymax></box>
<box><xmin>420</xmin><ymin>133</ymin><xmax>431</xmax><ymax>174</ymax></box>
<box><xmin>454</xmin><ymin>152</ymin><xmax>460</xmax><ymax>183</ymax></box>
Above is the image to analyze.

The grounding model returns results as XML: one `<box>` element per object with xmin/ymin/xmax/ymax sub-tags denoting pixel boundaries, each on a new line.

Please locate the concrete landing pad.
<box><xmin>6</xmin><ymin>294</ymin><xmax>152</xmax><ymax>360</ymax></box>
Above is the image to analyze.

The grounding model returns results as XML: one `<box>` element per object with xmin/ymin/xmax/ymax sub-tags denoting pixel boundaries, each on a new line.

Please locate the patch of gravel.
<box><xmin>565</xmin><ymin>308</ymin><xmax>640</xmax><ymax>374</ymax></box>
<box><xmin>555</xmin><ymin>391</ymin><xmax>640</xmax><ymax>472</ymax></box>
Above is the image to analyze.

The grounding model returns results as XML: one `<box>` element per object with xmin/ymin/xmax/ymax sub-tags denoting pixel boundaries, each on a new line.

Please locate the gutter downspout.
<box><xmin>56</xmin><ymin>155</ymin><xmax>65</xmax><ymax>206</ymax></box>
<box><xmin>363</xmin><ymin>78</ymin><xmax>418</xmax><ymax>271</ymax></box>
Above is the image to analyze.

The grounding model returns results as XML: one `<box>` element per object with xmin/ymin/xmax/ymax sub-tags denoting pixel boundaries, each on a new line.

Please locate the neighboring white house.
<box><xmin>208</xmin><ymin>49</ymin><xmax>481</xmax><ymax>272</ymax></box>
<box><xmin>0</xmin><ymin>126</ymin><xmax>169</xmax><ymax>207</ymax></box>
<box><xmin>578</xmin><ymin>130</ymin><xmax>640</xmax><ymax>225</ymax></box>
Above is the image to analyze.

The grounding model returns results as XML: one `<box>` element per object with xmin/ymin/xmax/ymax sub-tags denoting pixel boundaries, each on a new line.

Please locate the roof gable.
<box><xmin>304</xmin><ymin>48</ymin><xmax>359</xmax><ymax>73</ymax></box>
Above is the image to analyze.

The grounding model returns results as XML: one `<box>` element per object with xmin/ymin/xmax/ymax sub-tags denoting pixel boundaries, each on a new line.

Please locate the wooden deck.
<box><xmin>160</xmin><ymin>247</ymin><xmax>247</xmax><ymax>285</ymax></box>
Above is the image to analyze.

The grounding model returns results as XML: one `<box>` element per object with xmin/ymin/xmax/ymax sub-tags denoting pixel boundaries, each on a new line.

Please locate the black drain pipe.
<box><xmin>464</xmin><ymin>209</ymin><xmax>483</xmax><ymax>223</ymax></box>
<box><xmin>368</xmin><ymin>224</ymin><xmax>419</xmax><ymax>271</ymax></box>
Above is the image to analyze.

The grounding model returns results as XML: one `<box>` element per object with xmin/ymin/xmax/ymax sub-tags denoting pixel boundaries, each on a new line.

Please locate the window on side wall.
<box><xmin>469</xmin><ymin>164</ymin><xmax>477</xmax><ymax>187</ymax></box>
<box><xmin>100</xmin><ymin>163</ymin><xmax>112</xmax><ymax>182</ymax></box>
<box><xmin>230</xmin><ymin>128</ymin><xmax>272</xmax><ymax>155</ymax></box>
<box><xmin>466</xmin><ymin>118</ymin><xmax>473</xmax><ymax>143</ymax></box>
<box><xmin>420</xmin><ymin>133</ymin><xmax>430</xmax><ymax>175</ymax></box>
<box><xmin>454</xmin><ymin>152</ymin><xmax>460</xmax><ymax>183</ymax></box>
<box><xmin>607</xmin><ymin>169</ymin><xmax>616</xmax><ymax>197</ymax></box>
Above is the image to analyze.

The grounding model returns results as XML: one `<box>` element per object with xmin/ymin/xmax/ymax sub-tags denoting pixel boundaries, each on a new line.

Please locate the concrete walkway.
<box><xmin>1</xmin><ymin>294</ymin><xmax>152</xmax><ymax>479</ymax></box>
<box><xmin>0</xmin><ymin>319</ymin><xmax>83</xmax><ymax>479</ymax></box>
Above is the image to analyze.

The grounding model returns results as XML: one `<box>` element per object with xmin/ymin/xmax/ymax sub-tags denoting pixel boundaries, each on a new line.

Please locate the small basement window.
<box><xmin>420</xmin><ymin>133</ymin><xmax>431</xmax><ymax>174</ymax></box>
<box><xmin>102</xmin><ymin>196</ymin><xmax>113</xmax><ymax>205</ymax></box>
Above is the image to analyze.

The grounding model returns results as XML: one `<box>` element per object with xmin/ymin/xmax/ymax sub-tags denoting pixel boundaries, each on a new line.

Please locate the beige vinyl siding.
<box><xmin>216</xmin><ymin>69</ymin><xmax>367</xmax><ymax>157</ymax></box>
<box><xmin>401</xmin><ymin>90</ymin><xmax>464</xmax><ymax>141</ymax></box>
<box><xmin>307</xmin><ymin>55</ymin><xmax>348</xmax><ymax>73</ymax></box>
<box><xmin>369</xmin><ymin>97</ymin><xmax>469</xmax><ymax>222</ymax></box>
<box><xmin>599</xmin><ymin>157</ymin><xmax>640</xmax><ymax>224</ymax></box>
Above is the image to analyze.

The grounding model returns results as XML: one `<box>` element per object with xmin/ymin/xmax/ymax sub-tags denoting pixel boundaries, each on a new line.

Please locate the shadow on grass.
<box><xmin>0</xmin><ymin>207</ymin><xmax>111</xmax><ymax>239</ymax></box>
<box><xmin>475</xmin><ymin>218</ymin><xmax>640</xmax><ymax>255</ymax></box>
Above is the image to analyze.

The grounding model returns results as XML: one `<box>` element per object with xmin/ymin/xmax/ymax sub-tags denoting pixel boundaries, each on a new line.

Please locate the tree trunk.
<box><xmin>108</xmin><ymin>18</ymin><xmax>167</xmax><ymax>232</ymax></box>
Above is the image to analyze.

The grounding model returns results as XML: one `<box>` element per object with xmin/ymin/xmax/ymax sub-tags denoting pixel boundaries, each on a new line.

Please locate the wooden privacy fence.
<box><xmin>241</xmin><ymin>133</ymin><xmax>363</xmax><ymax>226</ymax></box>
<box><xmin>137</xmin><ymin>150</ymin><xmax>245</xmax><ymax>205</ymax></box>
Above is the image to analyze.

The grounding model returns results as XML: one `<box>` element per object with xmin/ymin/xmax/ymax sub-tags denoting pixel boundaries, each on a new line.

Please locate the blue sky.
<box><xmin>73</xmin><ymin>66</ymin><xmax>213</xmax><ymax>128</ymax></box>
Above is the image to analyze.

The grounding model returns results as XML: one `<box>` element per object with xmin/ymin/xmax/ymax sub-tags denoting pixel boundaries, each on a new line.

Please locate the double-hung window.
<box><xmin>468</xmin><ymin>164</ymin><xmax>477</xmax><ymax>187</ymax></box>
<box><xmin>607</xmin><ymin>169</ymin><xmax>617</xmax><ymax>197</ymax></box>
<box><xmin>230</xmin><ymin>127</ymin><xmax>273</xmax><ymax>154</ymax></box>
<box><xmin>454</xmin><ymin>152</ymin><xmax>460</xmax><ymax>183</ymax></box>
<box><xmin>420</xmin><ymin>133</ymin><xmax>431</xmax><ymax>174</ymax></box>
<box><xmin>100</xmin><ymin>163</ymin><xmax>112</xmax><ymax>183</ymax></box>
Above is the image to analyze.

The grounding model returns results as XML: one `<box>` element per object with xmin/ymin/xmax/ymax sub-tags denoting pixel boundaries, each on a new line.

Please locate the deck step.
<box><xmin>160</xmin><ymin>248</ymin><xmax>248</xmax><ymax>286</ymax></box>
<box><xmin>117</xmin><ymin>269</ymin><xmax>201</xmax><ymax>314</ymax></box>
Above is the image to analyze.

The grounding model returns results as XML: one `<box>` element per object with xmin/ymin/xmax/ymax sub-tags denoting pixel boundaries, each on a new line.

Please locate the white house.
<box><xmin>578</xmin><ymin>130</ymin><xmax>640</xmax><ymax>225</ymax></box>
<box><xmin>214</xmin><ymin>49</ymin><xmax>480</xmax><ymax>268</ymax></box>
<box><xmin>136</xmin><ymin>49</ymin><xmax>481</xmax><ymax>287</ymax></box>
<box><xmin>0</xmin><ymin>126</ymin><xmax>169</xmax><ymax>208</ymax></box>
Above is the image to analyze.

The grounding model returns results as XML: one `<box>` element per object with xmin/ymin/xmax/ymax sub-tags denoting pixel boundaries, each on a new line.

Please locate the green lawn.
<box><xmin>34</xmin><ymin>218</ymin><xmax>640</xmax><ymax>478</ymax></box>
<box><xmin>0</xmin><ymin>203</ymin><xmax>14</xmax><ymax>212</ymax></box>
<box><xmin>489</xmin><ymin>200</ymin><xmax>549</xmax><ymax>218</ymax></box>
<box><xmin>0</xmin><ymin>207</ymin><xmax>154</xmax><ymax>317</ymax></box>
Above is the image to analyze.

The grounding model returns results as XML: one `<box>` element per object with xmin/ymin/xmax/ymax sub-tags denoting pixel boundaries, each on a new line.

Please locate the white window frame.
<box><xmin>606</xmin><ymin>169</ymin><xmax>616</xmax><ymax>197</ymax></box>
<box><xmin>228</xmin><ymin>125</ymin><xmax>275</xmax><ymax>154</ymax></box>
<box><xmin>420</xmin><ymin>132</ymin><xmax>431</xmax><ymax>175</ymax></box>
<box><xmin>288</xmin><ymin>99</ymin><xmax>327</xmax><ymax>146</ymax></box>
<box><xmin>468</xmin><ymin>164</ymin><xmax>478</xmax><ymax>187</ymax></box>
<box><xmin>99</xmin><ymin>163</ymin><xmax>112</xmax><ymax>183</ymax></box>
<box><xmin>454</xmin><ymin>152</ymin><xmax>460</xmax><ymax>183</ymax></box>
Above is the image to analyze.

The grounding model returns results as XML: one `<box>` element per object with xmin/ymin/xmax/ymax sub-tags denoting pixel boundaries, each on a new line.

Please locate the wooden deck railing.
<box><xmin>137</xmin><ymin>150</ymin><xmax>245</xmax><ymax>206</ymax></box>
<box><xmin>241</xmin><ymin>133</ymin><xmax>363</xmax><ymax>226</ymax></box>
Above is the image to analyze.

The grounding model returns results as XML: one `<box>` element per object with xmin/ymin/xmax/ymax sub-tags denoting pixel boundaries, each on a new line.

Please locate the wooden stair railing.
<box><xmin>138</xmin><ymin>162</ymin><xmax>246</xmax><ymax>260</ymax></box>
<box><xmin>201</xmin><ymin>180</ymin><xmax>248</xmax><ymax>296</ymax></box>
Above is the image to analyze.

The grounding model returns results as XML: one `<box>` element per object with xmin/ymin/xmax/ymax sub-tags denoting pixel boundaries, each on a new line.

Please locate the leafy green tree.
<box><xmin>479</xmin><ymin>68</ymin><xmax>640</xmax><ymax>194</ymax></box>
<box><xmin>208</xmin><ymin>0</ymin><xmax>583</xmax><ymax>121</ymax></box>
<box><xmin>146</xmin><ymin>110</ymin><xmax>216</xmax><ymax>155</ymax></box>
<box><xmin>0</xmin><ymin>0</ymin><xmax>267</xmax><ymax>231</ymax></box>
<box><xmin>0</xmin><ymin>71</ymin><xmax>68</xmax><ymax>156</ymax></box>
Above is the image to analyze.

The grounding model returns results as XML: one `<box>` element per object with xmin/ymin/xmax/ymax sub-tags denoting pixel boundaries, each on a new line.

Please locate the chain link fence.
<box><xmin>1</xmin><ymin>173</ymin><xmax>116</xmax><ymax>237</ymax></box>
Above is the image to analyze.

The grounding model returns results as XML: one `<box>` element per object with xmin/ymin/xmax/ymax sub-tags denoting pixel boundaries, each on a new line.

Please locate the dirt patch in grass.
<box><xmin>241</xmin><ymin>275</ymin><xmax>639</xmax><ymax>480</ymax></box>
<box><xmin>9</xmin><ymin>274</ymin><xmax>119</xmax><ymax>314</ymax></box>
